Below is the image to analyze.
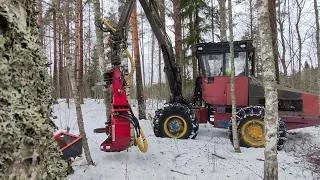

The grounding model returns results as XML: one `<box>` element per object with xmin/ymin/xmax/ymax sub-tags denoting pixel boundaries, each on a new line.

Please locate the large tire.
<box><xmin>228</xmin><ymin>106</ymin><xmax>287</xmax><ymax>151</ymax></box>
<box><xmin>153</xmin><ymin>102</ymin><xmax>199</xmax><ymax>139</ymax></box>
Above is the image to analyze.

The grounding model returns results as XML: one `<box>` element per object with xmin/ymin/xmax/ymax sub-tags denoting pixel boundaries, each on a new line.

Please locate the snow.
<box><xmin>52</xmin><ymin>99</ymin><xmax>320</xmax><ymax>180</ymax></box>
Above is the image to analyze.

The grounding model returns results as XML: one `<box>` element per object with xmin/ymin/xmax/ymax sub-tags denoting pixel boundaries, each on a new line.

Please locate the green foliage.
<box><xmin>0</xmin><ymin>1</ymin><xmax>69</xmax><ymax>178</ymax></box>
<box><xmin>180</xmin><ymin>0</ymin><xmax>213</xmax><ymax>82</ymax></box>
<box><xmin>181</xmin><ymin>0</ymin><xmax>210</xmax><ymax>46</ymax></box>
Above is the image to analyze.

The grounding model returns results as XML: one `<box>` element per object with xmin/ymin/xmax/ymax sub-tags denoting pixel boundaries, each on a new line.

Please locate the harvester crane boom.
<box><xmin>104</xmin><ymin>0</ymin><xmax>184</xmax><ymax>103</ymax></box>
<box><xmin>93</xmin><ymin>0</ymin><xmax>198</xmax><ymax>152</ymax></box>
<box><xmin>139</xmin><ymin>0</ymin><xmax>183</xmax><ymax>102</ymax></box>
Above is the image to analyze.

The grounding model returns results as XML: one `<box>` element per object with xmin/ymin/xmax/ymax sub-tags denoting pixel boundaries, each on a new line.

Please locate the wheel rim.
<box><xmin>164</xmin><ymin>116</ymin><xmax>188</xmax><ymax>138</ymax></box>
<box><xmin>241</xmin><ymin>119</ymin><xmax>265</xmax><ymax>147</ymax></box>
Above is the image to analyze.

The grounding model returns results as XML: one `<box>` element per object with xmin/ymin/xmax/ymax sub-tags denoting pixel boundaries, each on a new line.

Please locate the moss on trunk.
<box><xmin>0</xmin><ymin>0</ymin><xmax>69</xmax><ymax>179</ymax></box>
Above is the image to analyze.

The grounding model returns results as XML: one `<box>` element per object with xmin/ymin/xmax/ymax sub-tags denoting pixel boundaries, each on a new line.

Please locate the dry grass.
<box><xmin>284</xmin><ymin>131</ymin><xmax>320</xmax><ymax>178</ymax></box>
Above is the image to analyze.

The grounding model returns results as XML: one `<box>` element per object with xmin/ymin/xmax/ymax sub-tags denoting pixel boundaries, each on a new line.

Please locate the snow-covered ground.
<box><xmin>52</xmin><ymin>99</ymin><xmax>320</xmax><ymax>180</ymax></box>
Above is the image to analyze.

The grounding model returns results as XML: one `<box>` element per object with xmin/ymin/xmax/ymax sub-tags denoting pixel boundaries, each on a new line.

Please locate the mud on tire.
<box><xmin>228</xmin><ymin>106</ymin><xmax>288</xmax><ymax>151</ymax></box>
<box><xmin>152</xmin><ymin>102</ymin><xmax>199</xmax><ymax>139</ymax></box>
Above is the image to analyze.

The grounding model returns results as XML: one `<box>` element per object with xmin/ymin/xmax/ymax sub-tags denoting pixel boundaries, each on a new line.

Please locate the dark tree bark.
<box><xmin>278</xmin><ymin>0</ymin><xmax>288</xmax><ymax>79</ymax></box>
<box><xmin>158</xmin><ymin>0</ymin><xmax>165</xmax><ymax>85</ymax></box>
<box><xmin>53</xmin><ymin>0</ymin><xmax>60</xmax><ymax>99</ymax></box>
<box><xmin>59</xmin><ymin>23</ymin><xmax>64</xmax><ymax>98</ymax></box>
<box><xmin>132</xmin><ymin>2</ymin><xmax>146</xmax><ymax>119</ymax></box>
<box><xmin>268</xmin><ymin>0</ymin><xmax>280</xmax><ymax>84</ymax></box>
<box><xmin>173</xmin><ymin>0</ymin><xmax>183</xmax><ymax>70</ymax></box>
<box><xmin>65</xmin><ymin>0</ymin><xmax>71</xmax><ymax>105</ymax></box>
<box><xmin>78</xmin><ymin>0</ymin><xmax>84</xmax><ymax>104</ymax></box>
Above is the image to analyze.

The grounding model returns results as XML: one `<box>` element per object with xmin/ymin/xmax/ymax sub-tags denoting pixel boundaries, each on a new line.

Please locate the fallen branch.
<box><xmin>174</xmin><ymin>153</ymin><xmax>186</xmax><ymax>162</ymax></box>
<box><xmin>256</xmin><ymin>158</ymin><xmax>264</xmax><ymax>161</ymax></box>
<box><xmin>212</xmin><ymin>153</ymin><xmax>226</xmax><ymax>159</ymax></box>
<box><xmin>170</xmin><ymin>169</ymin><xmax>191</xmax><ymax>176</ymax></box>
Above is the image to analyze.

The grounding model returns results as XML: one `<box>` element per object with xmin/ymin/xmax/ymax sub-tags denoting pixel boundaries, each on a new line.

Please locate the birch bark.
<box><xmin>258</xmin><ymin>0</ymin><xmax>279</xmax><ymax>179</ymax></box>
<box><xmin>228</xmin><ymin>0</ymin><xmax>241</xmax><ymax>153</ymax></box>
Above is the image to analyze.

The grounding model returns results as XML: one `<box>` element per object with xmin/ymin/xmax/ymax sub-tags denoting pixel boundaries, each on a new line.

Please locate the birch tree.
<box><xmin>68</xmin><ymin>0</ymin><xmax>94</xmax><ymax>165</ymax></box>
<box><xmin>258</xmin><ymin>0</ymin><xmax>279</xmax><ymax>179</ymax></box>
<box><xmin>228</xmin><ymin>0</ymin><xmax>241</xmax><ymax>153</ymax></box>
<box><xmin>0</xmin><ymin>0</ymin><xmax>70</xmax><ymax>178</ymax></box>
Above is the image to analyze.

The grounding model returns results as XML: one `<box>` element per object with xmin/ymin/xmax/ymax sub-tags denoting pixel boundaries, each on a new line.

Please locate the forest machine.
<box><xmin>56</xmin><ymin>0</ymin><xmax>320</xmax><ymax>158</ymax></box>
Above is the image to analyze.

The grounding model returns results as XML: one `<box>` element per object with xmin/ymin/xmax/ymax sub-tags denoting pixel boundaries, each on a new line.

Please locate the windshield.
<box><xmin>201</xmin><ymin>54</ymin><xmax>224</xmax><ymax>76</ymax></box>
<box><xmin>226</xmin><ymin>52</ymin><xmax>247</xmax><ymax>76</ymax></box>
<box><xmin>200</xmin><ymin>52</ymin><xmax>249</xmax><ymax>77</ymax></box>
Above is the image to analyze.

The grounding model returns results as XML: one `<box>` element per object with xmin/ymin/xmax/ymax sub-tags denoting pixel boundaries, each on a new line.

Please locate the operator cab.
<box><xmin>193</xmin><ymin>40</ymin><xmax>255</xmax><ymax>78</ymax></box>
<box><xmin>192</xmin><ymin>40</ymin><xmax>256</xmax><ymax>109</ymax></box>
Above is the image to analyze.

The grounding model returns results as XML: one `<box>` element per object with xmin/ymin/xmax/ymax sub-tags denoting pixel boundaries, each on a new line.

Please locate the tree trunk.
<box><xmin>189</xmin><ymin>14</ymin><xmax>197</xmax><ymax>81</ymax></box>
<box><xmin>59</xmin><ymin>22</ymin><xmax>65</xmax><ymax>98</ymax></box>
<box><xmin>249</xmin><ymin>0</ymin><xmax>253</xmax><ymax>39</ymax></box>
<box><xmin>228</xmin><ymin>0</ymin><xmax>241</xmax><ymax>153</ymax></box>
<box><xmin>258</xmin><ymin>0</ymin><xmax>279</xmax><ymax>179</ymax></box>
<box><xmin>295</xmin><ymin>0</ymin><xmax>304</xmax><ymax>77</ymax></box>
<box><xmin>278</xmin><ymin>0</ymin><xmax>288</xmax><ymax>79</ymax></box>
<box><xmin>93</xmin><ymin>0</ymin><xmax>106</xmax><ymax>74</ymax></box>
<box><xmin>219</xmin><ymin>0</ymin><xmax>227</xmax><ymax>41</ymax></box>
<box><xmin>151</xmin><ymin>34</ymin><xmax>155</xmax><ymax>86</ymax></box>
<box><xmin>211</xmin><ymin>0</ymin><xmax>215</xmax><ymax>42</ymax></box>
<box><xmin>132</xmin><ymin>2</ymin><xmax>146</xmax><ymax>119</ymax></box>
<box><xmin>288</xmin><ymin>1</ymin><xmax>294</xmax><ymax>87</ymax></box>
<box><xmin>140</xmin><ymin>15</ymin><xmax>146</xmax><ymax>88</ymax></box>
<box><xmin>158</xmin><ymin>0</ymin><xmax>165</xmax><ymax>85</ymax></box>
<box><xmin>93</xmin><ymin>0</ymin><xmax>111</xmax><ymax>117</ymax></box>
<box><xmin>315</xmin><ymin>0</ymin><xmax>320</xmax><ymax>107</ymax></box>
<box><xmin>0</xmin><ymin>0</ymin><xmax>71</xmax><ymax>178</ymax></box>
<box><xmin>268</xmin><ymin>0</ymin><xmax>280</xmax><ymax>84</ymax></box>
<box><xmin>70</xmin><ymin>0</ymin><xmax>94</xmax><ymax>166</ymax></box>
<box><xmin>78</xmin><ymin>0</ymin><xmax>84</xmax><ymax>104</ymax></box>
<box><xmin>68</xmin><ymin>61</ymin><xmax>94</xmax><ymax>166</ymax></box>
<box><xmin>53</xmin><ymin>0</ymin><xmax>60</xmax><ymax>100</ymax></box>
<box><xmin>88</xmin><ymin>3</ymin><xmax>92</xmax><ymax>98</ymax></box>
<box><xmin>173</xmin><ymin>0</ymin><xmax>183</xmax><ymax>80</ymax></box>
<box><xmin>65</xmin><ymin>0</ymin><xmax>71</xmax><ymax>106</ymax></box>
<box><xmin>37</xmin><ymin>0</ymin><xmax>43</xmax><ymax>47</ymax></box>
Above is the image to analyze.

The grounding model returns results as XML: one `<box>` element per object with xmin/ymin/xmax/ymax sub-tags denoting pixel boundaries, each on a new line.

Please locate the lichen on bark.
<box><xmin>0</xmin><ymin>0</ymin><xmax>69</xmax><ymax>179</ymax></box>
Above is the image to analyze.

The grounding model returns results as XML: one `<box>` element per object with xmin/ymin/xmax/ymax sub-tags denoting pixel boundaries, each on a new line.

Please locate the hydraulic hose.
<box><xmin>136</xmin><ymin>129</ymin><xmax>148</xmax><ymax>152</ymax></box>
<box><xmin>116</xmin><ymin>114</ymin><xmax>148</xmax><ymax>153</ymax></box>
